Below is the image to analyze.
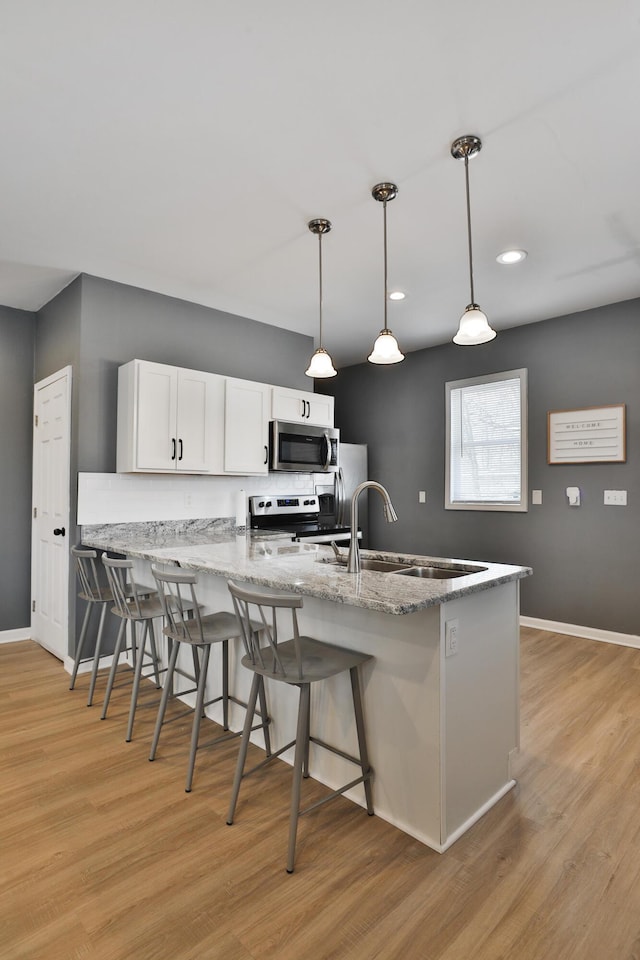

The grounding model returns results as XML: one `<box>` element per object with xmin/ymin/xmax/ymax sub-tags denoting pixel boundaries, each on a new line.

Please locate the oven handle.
<box><xmin>293</xmin><ymin>531</ymin><xmax>361</xmax><ymax>544</ymax></box>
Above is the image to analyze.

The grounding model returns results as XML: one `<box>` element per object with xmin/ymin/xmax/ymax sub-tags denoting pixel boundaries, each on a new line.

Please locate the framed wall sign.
<box><xmin>547</xmin><ymin>404</ymin><xmax>626</xmax><ymax>464</ymax></box>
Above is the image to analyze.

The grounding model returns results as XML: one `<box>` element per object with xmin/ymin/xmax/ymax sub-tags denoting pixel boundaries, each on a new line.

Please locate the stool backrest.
<box><xmin>71</xmin><ymin>545</ymin><xmax>103</xmax><ymax>601</ymax></box>
<box><xmin>227</xmin><ymin>579</ymin><xmax>305</xmax><ymax>681</ymax></box>
<box><xmin>151</xmin><ymin>564</ymin><xmax>205</xmax><ymax>643</ymax></box>
<box><xmin>102</xmin><ymin>555</ymin><xmax>145</xmax><ymax>619</ymax></box>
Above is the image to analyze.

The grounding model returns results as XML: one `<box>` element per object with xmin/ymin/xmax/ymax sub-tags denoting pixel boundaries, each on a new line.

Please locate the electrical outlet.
<box><xmin>445</xmin><ymin>619</ymin><xmax>459</xmax><ymax>657</ymax></box>
<box><xmin>604</xmin><ymin>490</ymin><xmax>627</xmax><ymax>506</ymax></box>
<box><xmin>418</xmin><ymin>490</ymin><xmax>426</xmax><ymax>503</ymax></box>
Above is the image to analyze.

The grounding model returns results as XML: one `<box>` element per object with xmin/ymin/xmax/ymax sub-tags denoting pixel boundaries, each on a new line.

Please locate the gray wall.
<box><xmin>0</xmin><ymin>306</ymin><xmax>36</xmax><ymax>630</ymax></box>
<box><xmin>318</xmin><ymin>298</ymin><xmax>640</xmax><ymax>636</ymax></box>
<box><xmin>76</xmin><ymin>274</ymin><xmax>313</xmax><ymax>473</ymax></box>
<box><xmin>31</xmin><ymin>273</ymin><xmax>314</xmax><ymax>650</ymax></box>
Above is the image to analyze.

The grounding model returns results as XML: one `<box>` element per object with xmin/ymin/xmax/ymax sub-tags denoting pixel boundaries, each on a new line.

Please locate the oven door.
<box><xmin>270</xmin><ymin>421</ymin><xmax>339</xmax><ymax>473</ymax></box>
<box><xmin>293</xmin><ymin>530</ymin><xmax>360</xmax><ymax>544</ymax></box>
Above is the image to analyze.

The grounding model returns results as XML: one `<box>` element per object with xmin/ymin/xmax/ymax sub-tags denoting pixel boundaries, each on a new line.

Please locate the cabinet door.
<box><xmin>176</xmin><ymin>369</ymin><xmax>213</xmax><ymax>473</ymax></box>
<box><xmin>224</xmin><ymin>378</ymin><xmax>269</xmax><ymax>474</ymax></box>
<box><xmin>306</xmin><ymin>393</ymin><xmax>334</xmax><ymax>427</ymax></box>
<box><xmin>271</xmin><ymin>386</ymin><xmax>334</xmax><ymax>427</ymax></box>
<box><xmin>135</xmin><ymin>362</ymin><xmax>178</xmax><ymax>470</ymax></box>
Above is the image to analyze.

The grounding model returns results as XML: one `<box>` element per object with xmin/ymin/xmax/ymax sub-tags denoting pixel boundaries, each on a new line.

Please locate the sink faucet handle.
<box><xmin>330</xmin><ymin>540</ymin><xmax>343</xmax><ymax>560</ymax></box>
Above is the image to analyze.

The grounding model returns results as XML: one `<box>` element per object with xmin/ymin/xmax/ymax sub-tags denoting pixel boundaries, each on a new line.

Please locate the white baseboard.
<box><xmin>439</xmin><ymin>779</ymin><xmax>517</xmax><ymax>854</ymax></box>
<box><xmin>0</xmin><ymin>627</ymin><xmax>31</xmax><ymax>644</ymax></box>
<box><xmin>62</xmin><ymin>654</ymin><xmax>116</xmax><ymax>676</ymax></box>
<box><xmin>520</xmin><ymin>616</ymin><xmax>640</xmax><ymax>650</ymax></box>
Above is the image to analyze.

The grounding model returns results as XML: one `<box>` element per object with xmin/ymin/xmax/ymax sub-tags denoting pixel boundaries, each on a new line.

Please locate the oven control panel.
<box><xmin>249</xmin><ymin>495</ymin><xmax>320</xmax><ymax>518</ymax></box>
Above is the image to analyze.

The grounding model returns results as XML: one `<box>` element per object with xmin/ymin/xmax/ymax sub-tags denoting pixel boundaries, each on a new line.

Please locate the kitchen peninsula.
<box><xmin>82</xmin><ymin>520</ymin><xmax>531</xmax><ymax>853</ymax></box>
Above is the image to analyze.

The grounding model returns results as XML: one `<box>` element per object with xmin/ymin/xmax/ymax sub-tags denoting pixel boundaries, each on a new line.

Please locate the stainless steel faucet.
<box><xmin>346</xmin><ymin>481</ymin><xmax>398</xmax><ymax>573</ymax></box>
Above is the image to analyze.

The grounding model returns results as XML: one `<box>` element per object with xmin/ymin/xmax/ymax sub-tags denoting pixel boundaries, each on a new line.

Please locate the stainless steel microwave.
<box><xmin>270</xmin><ymin>420</ymin><xmax>340</xmax><ymax>473</ymax></box>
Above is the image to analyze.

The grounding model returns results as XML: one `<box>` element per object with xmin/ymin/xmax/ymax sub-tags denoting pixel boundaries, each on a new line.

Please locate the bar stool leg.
<box><xmin>101</xmin><ymin>619</ymin><xmax>126</xmax><ymax>719</ymax></box>
<box><xmin>191</xmin><ymin>646</ymin><xmax>200</xmax><ymax>688</ymax></box>
<box><xmin>221</xmin><ymin>639</ymin><xmax>229</xmax><ymax>730</ymax></box>
<box><xmin>227</xmin><ymin>672</ymin><xmax>261</xmax><ymax>825</ymax></box>
<box><xmin>350</xmin><ymin>666</ymin><xmax>374</xmax><ymax>815</ymax></box>
<box><xmin>86</xmin><ymin>602</ymin><xmax>108</xmax><ymax>707</ymax></box>
<box><xmin>185</xmin><ymin>644</ymin><xmax>211</xmax><ymax>793</ymax></box>
<box><xmin>149</xmin><ymin>636</ymin><xmax>181</xmax><ymax>761</ymax></box>
<box><xmin>129</xmin><ymin>620</ymin><xmax>137</xmax><ymax>669</ymax></box>
<box><xmin>257</xmin><ymin>677</ymin><xmax>272</xmax><ymax>757</ymax></box>
<box><xmin>126</xmin><ymin>621</ymin><xmax>147</xmax><ymax>742</ymax></box>
<box><xmin>69</xmin><ymin>602</ymin><xmax>92</xmax><ymax>691</ymax></box>
<box><xmin>287</xmin><ymin>683</ymin><xmax>311</xmax><ymax>874</ymax></box>
<box><xmin>148</xmin><ymin>620</ymin><xmax>162</xmax><ymax>689</ymax></box>
<box><xmin>303</xmin><ymin>690</ymin><xmax>311</xmax><ymax>778</ymax></box>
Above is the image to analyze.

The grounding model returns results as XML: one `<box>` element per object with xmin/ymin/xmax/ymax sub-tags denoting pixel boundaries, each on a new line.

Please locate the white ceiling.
<box><xmin>1</xmin><ymin>1</ymin><xmax>639</xmax><ymax>367</ymax></box>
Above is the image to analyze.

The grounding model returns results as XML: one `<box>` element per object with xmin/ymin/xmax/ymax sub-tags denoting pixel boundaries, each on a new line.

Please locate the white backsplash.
<box><xmin>77</xmin><ymin>471</ymin><xmax>320</xmax><ymax>525</ymax></box>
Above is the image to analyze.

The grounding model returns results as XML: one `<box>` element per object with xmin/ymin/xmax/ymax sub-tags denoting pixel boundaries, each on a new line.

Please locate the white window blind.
<box><xmin>446</xmin><ymin>369</ymin><xmax>527</xmax><ymax>512</ymax></box>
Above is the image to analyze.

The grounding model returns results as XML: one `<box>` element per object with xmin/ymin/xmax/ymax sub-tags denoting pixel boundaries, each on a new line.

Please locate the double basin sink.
<box><xmin>323</xmin><ymin>557</ymin><xmax>487</xmax><ymax>579</ymax></box>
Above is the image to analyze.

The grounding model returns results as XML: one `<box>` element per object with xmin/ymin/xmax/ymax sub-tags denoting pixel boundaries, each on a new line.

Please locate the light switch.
<box><xmin>418</xmin><ymin>490</ymin><xmax>426</xmax><ymax>503</ymax></box>
<box><xmin>531</xmin><ymin>490</ymin><xmax>542</xmax><ymax>505</ymax></box>
<box><xmin>604</xmin><ymin>490</ymin><xmax>627</xmax><ymax>505</ymax></box>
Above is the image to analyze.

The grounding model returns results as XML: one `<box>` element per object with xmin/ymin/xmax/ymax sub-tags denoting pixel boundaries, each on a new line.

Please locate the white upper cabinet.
<box><xmin>117</xmin><ymin>359</ymin><xmax>222</xmax><ymax>473</ymax></box>
<box><xmin>271</xmin><ymin>385</ymin><xmax>334</xmax><ymax>428</ymax></box>
<box><xmin>117</xmin><ymin>360</ymin><xmax>331</xmax><ymax>476</ymax></box>
<box><xmin>224</xmin><ymin>378</ymin><xmax>270</xmax><ymax>475</ymax></box>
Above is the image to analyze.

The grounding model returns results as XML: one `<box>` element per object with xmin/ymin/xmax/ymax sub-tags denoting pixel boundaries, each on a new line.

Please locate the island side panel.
<box><xmin>440</xmin><ymin>580</ymin><xmax>520</xmax><ymax>846</ymax></box>
<box><xmin>299</xmin><ymin>596</ymin><xmax>444</xmax><ymax>851</ymax></box>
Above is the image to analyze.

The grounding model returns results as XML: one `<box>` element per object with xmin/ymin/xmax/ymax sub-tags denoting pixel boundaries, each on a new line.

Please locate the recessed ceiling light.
<box><xmin>496</xmin><ymin>249</ymin><xmax>527</xmax><ymax>265</ymax></box>
<box><xmin>388</xmin><ymin>290</ymin><xmax>405</xmax><ymax>300</ymax></box>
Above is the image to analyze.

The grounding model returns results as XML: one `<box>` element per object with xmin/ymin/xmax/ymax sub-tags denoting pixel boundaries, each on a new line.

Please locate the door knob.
<box><xmin>53</xmin><ymin>527</ymin><xmax>66</xmax><ymax>537</ymax></box>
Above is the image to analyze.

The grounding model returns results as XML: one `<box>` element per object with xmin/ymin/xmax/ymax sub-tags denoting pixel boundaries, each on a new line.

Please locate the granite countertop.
<box><xmin>81</xmin><ymin>519</ymin><xmax>532</xmax><ymax>616</ymax></box>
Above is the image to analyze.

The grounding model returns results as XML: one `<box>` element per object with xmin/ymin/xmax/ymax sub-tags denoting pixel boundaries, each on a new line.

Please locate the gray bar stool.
<box><xmin>69</xmin><ymin>546</ymin><xmax>115</xmax><ymax>706</ymax></box>
<box><xmin>149</xmin><ymin>565</ymin><xmax>271</xmax><ymax>793</ymax></box>
<box><xmin>226</xmin><ymin>579</ymin><xmax>374</xmax><ymax>874</ymax></box>
<box><xmin>100</xmin><ymin>555</ymin><xmax>165</xmax><ymax>742</ymax></box>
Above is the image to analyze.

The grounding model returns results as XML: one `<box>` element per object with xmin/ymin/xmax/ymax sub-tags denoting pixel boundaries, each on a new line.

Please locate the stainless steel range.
<box><xmin>248</xmin><ymin>494</ymin><xmax>360</xmax><ymax>544</ymax></box>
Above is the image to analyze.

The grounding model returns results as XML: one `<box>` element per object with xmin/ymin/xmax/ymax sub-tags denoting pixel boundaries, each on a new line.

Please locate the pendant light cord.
<box><xmin>317</xmin><ymin>230</ymin><xmax>324</xmax><ymax>349</ymax></box>
<box><xmin>383</xmin><ymin>199</ymin><xmax>388</xmax><ymax>332</ymax></box>
<box><xmin>464</xmin><ymin>154</ymin><xmax>475</xmax><ymax>306</ymax></box>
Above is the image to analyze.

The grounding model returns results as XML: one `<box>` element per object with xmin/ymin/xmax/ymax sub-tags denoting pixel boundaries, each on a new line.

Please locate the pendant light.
<box><xmin>368</xmin><ymin>182</ymin><xmax>405</xmax><ymax>364</ymax></box>
<box><xmin>451</xmin><ymin>135</ymin><xmax>496</xmax><ymax>345</ymax></box>
<box><xmin>305</xmin><ymin>218</ymin><xmax>337</xmax><ymax>378</ymax></box>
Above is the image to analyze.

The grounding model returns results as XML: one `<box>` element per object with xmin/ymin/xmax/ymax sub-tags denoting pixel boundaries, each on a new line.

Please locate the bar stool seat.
<box><xmin>226</xmin><ymin>579</ymin><xmax>374</xmax><ymax>874</ymax></box>
<box><xmin>100</xmin><ymin>555</ymin><xmax>165</xmax><ymax>742</ymax></box>
<box><xmin>149</xmin><ymin>565</ymin><xmax>271</xmax><ymax>793</ymax></box>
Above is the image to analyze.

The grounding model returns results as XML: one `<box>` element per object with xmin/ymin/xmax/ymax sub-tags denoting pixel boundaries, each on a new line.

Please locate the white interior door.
<box><xmin>31</xmin><ymin>366</ymin><xmax>72</xmax><ymax>660</ymax></box>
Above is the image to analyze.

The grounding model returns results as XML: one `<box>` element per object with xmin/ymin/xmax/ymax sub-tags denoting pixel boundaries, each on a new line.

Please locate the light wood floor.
<box><xmin>2</xmin><ymin>629</ymin><xmax>640</xmax><ymax>960</ymax></box>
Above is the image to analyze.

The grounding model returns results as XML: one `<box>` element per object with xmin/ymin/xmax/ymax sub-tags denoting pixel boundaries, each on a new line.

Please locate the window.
<box><xmin>445</xmin><ymin>368</ymin><xmax>527</xmax><ymax>512</ymax></box>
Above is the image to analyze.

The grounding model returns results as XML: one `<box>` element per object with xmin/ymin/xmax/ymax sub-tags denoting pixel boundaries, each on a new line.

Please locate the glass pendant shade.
<box><xmin>453</xmin><ymin>304</ymin><xmax>496</xmax><ymax>345</ymax></box>
<box><xmin>368</xmin><ymin>328</ymin><xmax>405</xmax><ymax>364</ymax></box>
<box><xmin>305</xmin><ymin>346</ymin><xmax>337</xmax><ymax>378</ymax></box>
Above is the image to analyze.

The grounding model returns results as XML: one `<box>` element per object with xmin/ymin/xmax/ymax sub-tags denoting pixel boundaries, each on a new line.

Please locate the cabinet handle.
<box><xmin>171</xmin><ymin>438</ymin><xmax>176</xmax><ymax>461</ymax></box>
<box><xmin>178</xmin><ymin>439</ymin><xmax>183</xmax><ymax>461</ymax></box>
<box><xmin>264</xmin><ymin>445</ymin><xmax>268</xmax><ymax>465</ymax></box>
<box><xmin>301</xmin><ymin>399</ymin><xmax>306</xmax><ymax>418</ymax></box>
